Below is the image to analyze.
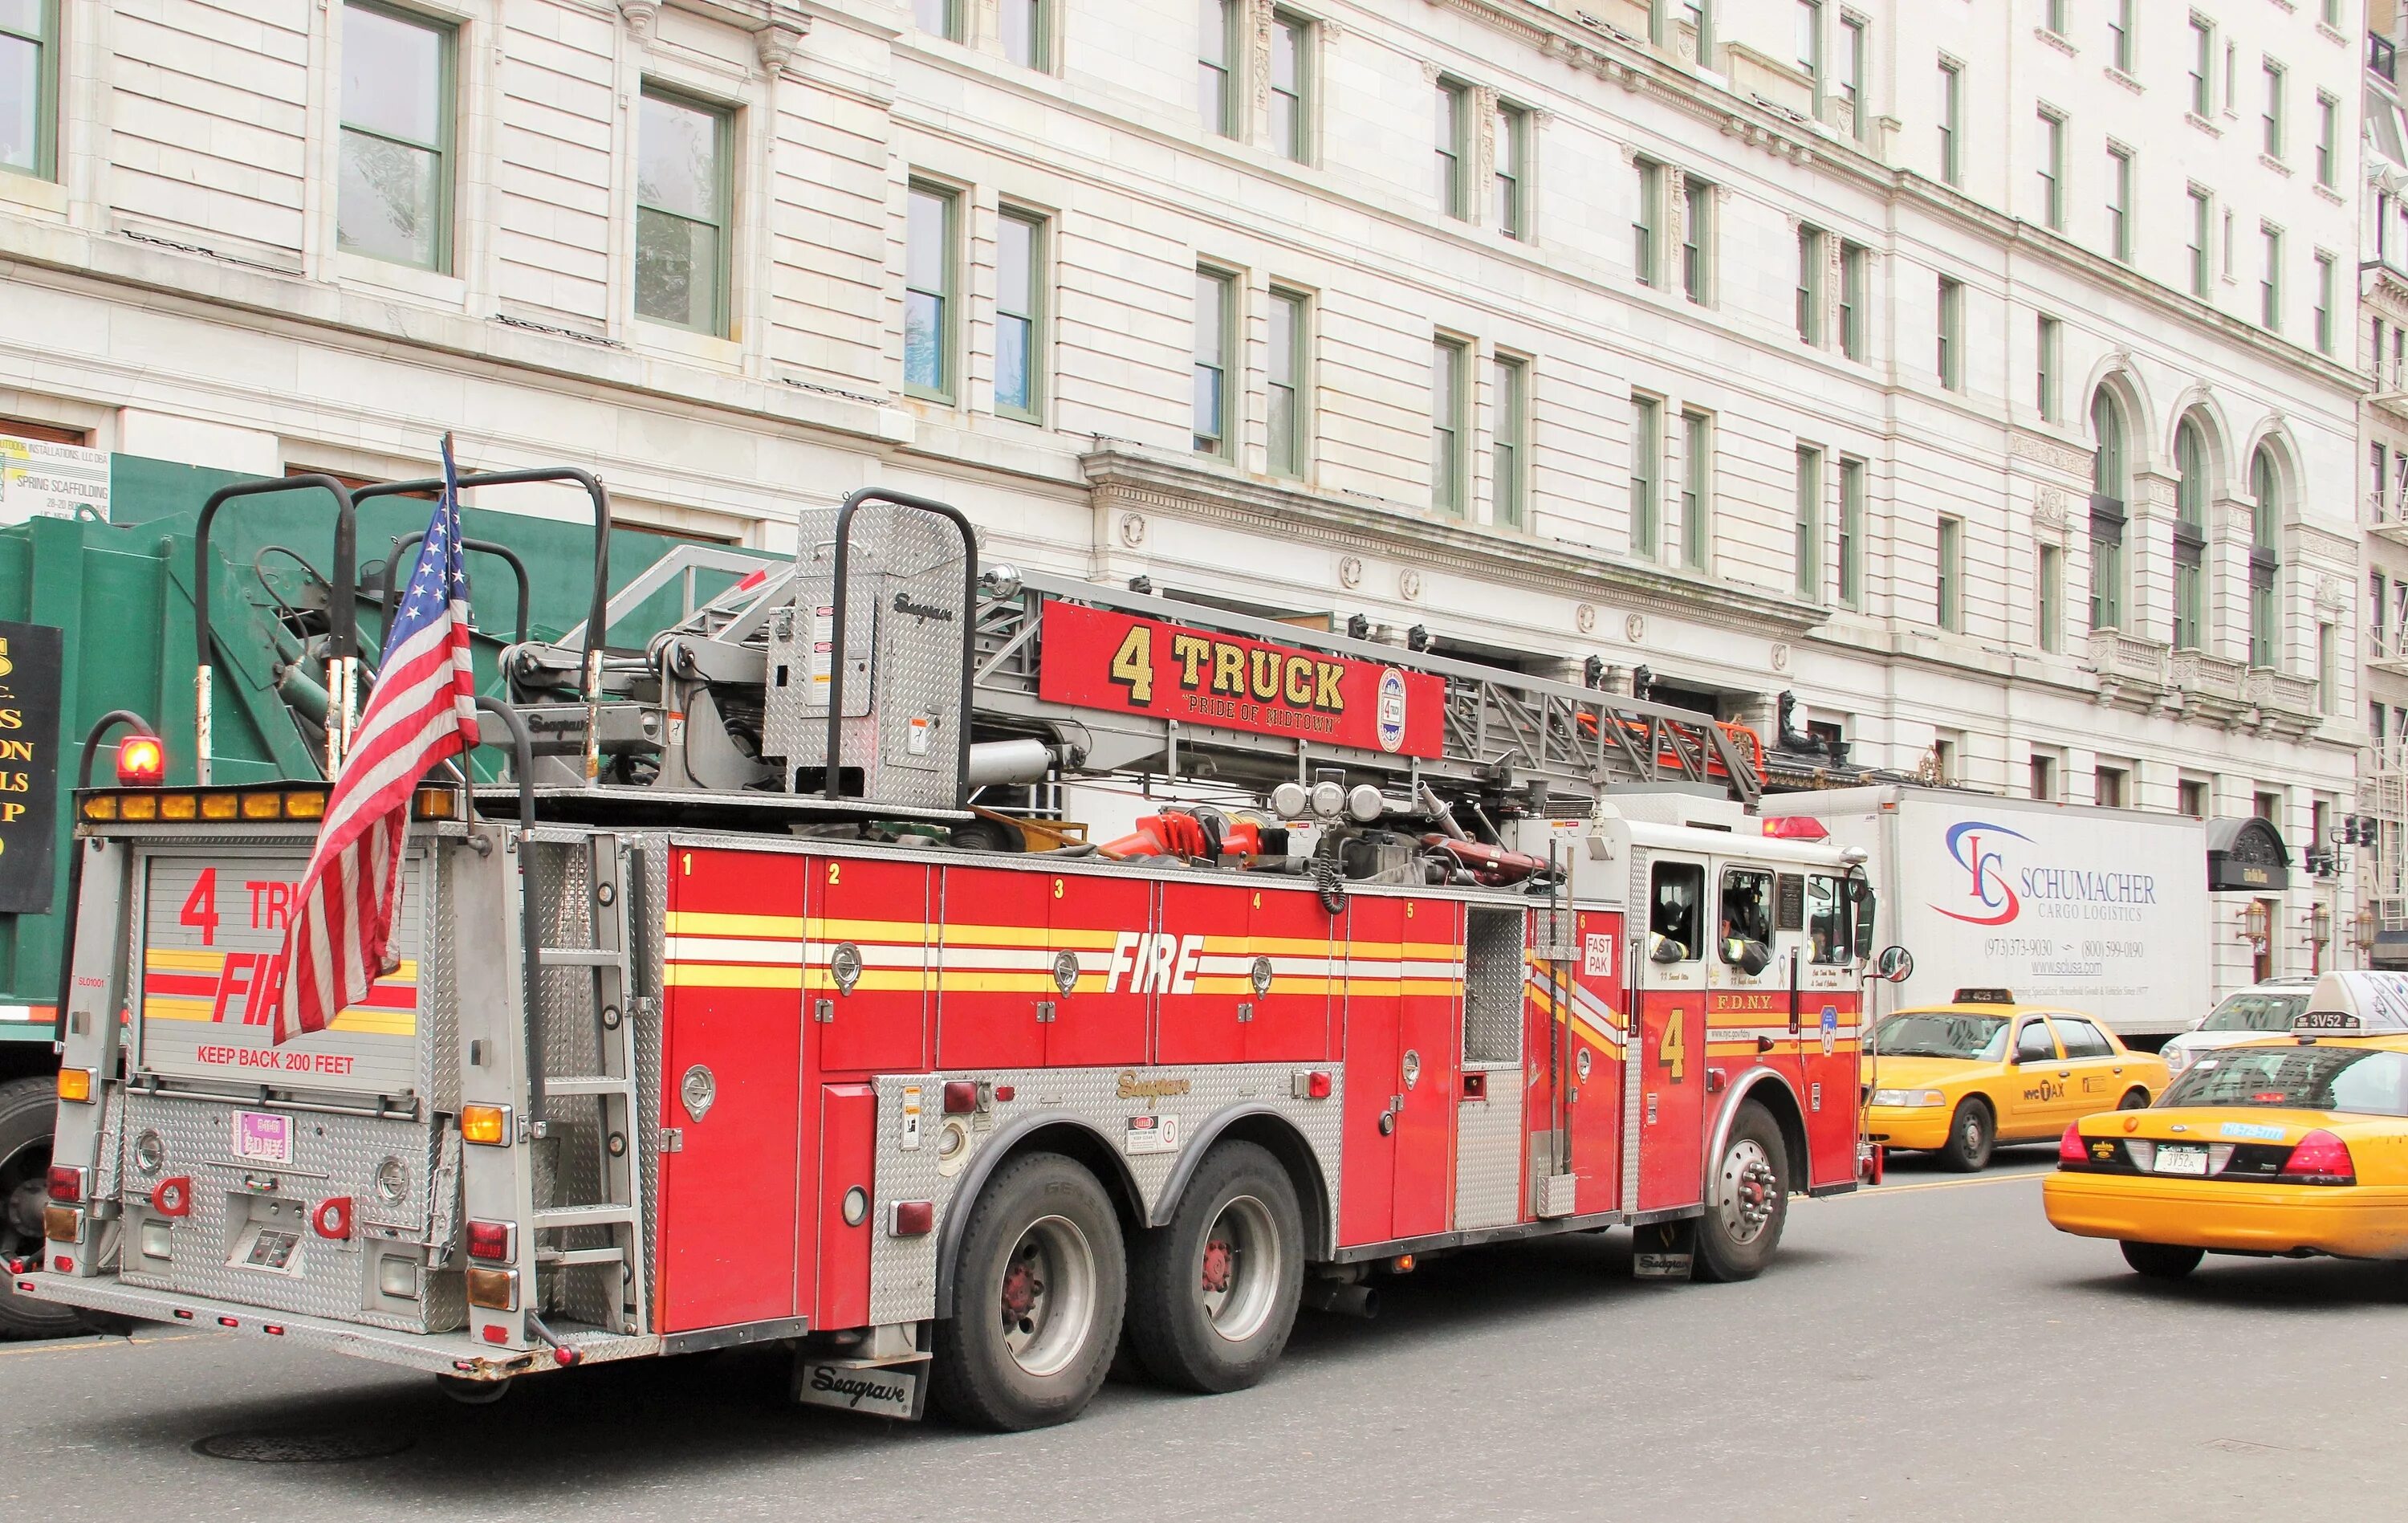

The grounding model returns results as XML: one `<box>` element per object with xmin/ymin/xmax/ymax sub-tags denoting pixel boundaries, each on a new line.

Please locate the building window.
<box><xmin>2263</xmin><ymin>62</ymin><xmax>2284</xmax><ymax>158</ymax></box>
<box><xmin>1838</xmin><ymin>457</ymin><xmax>1865</xmax><ymax>608</ymax></box>
<box><xmin>905</xmin><ymin>184</ymin><xmax>958</xmax><ymax>399</ymax></box>
<box><xmin>1938</xmin><ymin>60</ymin><xmax>1963</xmax><ymax>187</ymax></box>
<box><xmin>1937</xmin><ymin>515</ymin><xmax>1963</xmax><ymax>632</ymax></box>
<box><xmin>2090</xmin><ymin>390</ymin><xmax>2126</xmax><ymax>631</ymax></box>
<box><xmin>2250</xmin><ymin>445</ymin><xmax>2280</xmax><ymax>667</ymax></box>
<box><xmin>1682</xmin><ymin>176</ymin><xmax>1713</xmax><ymax>303</ymax></box>
<box><xmin>1796</xmin><ymin>226</ymin><xmax>1825</xmax><ymax>344</ymax></box>
<box><xmin>2317</xmin><ymin>92</ymin><xmax>2338</xmax><ymax>187</ymax></box>
<box><xmin>2036</xmin><ymin>314</ymin><xmax>2060</xmax><ymax>421</ymax></box>
<box><xmin>2261</xmin><ymin>225</ymin><xmax>2282</xmax><ymax>330</ymax></box>
<box><xmin>2095</xmin><ymin>766</ymin><xmax>2126</xmax><ymax>808</ymax></box>
<box><xmin>1795</xmin><ymin>445</ymin><xmax>1822</xmax><ymax>599</ymax></box>
<box><xmin>2107</xmin><ymin>147</ymin><xmax>2133</xmax><ymax>263</ymax></box>
<box><xmin>2174</xmin><ymin>418</ymin><xmax>2208</xmax><ymax>650</ymax></box>
<box><xmin>1435</xmin><ymin>79</ymin><xmax>1468</xmax><ymax>220</ymax></box>
<box><xmin>1431</xmin><ymin>337</ymin><xmax>1467</xmax><ymax>514</ymax></box>
<box><xmin>1679</xmin><ymin>409</ymin><xmax>1712</xmax><ymax>569</ymax></box>
<box><xmin>2375</xmin><ymin>442</ymin><xmax>2390</xmax><ymax>526</ymax></box>
<box><xmin>2375</xmin><ymin>704</ymin><xmax>2390</xmax><ymax>750</ymax></box>
<box><xmin>1936</xmin><ymin>275</ymin><xmax>1963</xmax><ymax>391</ymax></box>
<box><xmin>2316</xmin><ymin>254</ymin><xmax>2336</xmax><ymax>356</ymax></box>
<box><xmin>1271</xmin><ymin>11</ymin><xmax>1310</xmax><ymax>163</ymax></box>
<box><xmin>1633</xmin><ymin>159</ymin><xmax>1664</xmax><ymax>287</ymax></box>
<box><xmin>1840</xmin><ymin>15</ymin><xmax>1868</xmax><ymax>140</ymax></box>
<box><xmin>1194</xmin><ymin>268</ymin><xmax>1235</xmax><ymax>457</ymax></box>
<box><xmin>1492</xmin><ymin>356</ymin><xmax>1527</xmax><ymax>529</ymax></box>
<box><xmin>2187</xmin><ymin>188</ymin><xmax>2211</xmax><ymax>298</ymax></box>
<box><xmin>337</xmin><ymin>2</ymin><xmax>455</xmax><ymax>272</ymax></box>
<box><xmin>1000</xmin><ymin>0</ymin><xmax>1047</xmax><ymax>68</ymax></box>
<box><xmin>914</xmin><ymin>0</ymin><xmax>962</xmax><ymax>41</ymax></box>
<box><xmin>2044</xmin><ymin>0</ymin><xmax>2065</xmax><ymax>35</ymax></box>
<box><xmin>2320</xmin><ymin>623</ymin><xmax>2337</xmax><ymax>715</ymax></box>
<box><xmin>2109</xmin><ymin>0</ymin><xmax>2133</xmax><ymax>73</ymax></box>
<box><xmin>1199</xmin><ymin>0</ymin><xmax>1239</xmax><ymax>138</ymax></box>
<box><xmin>2178</xmin><ymin>778</ymin><xmax>2207</xmax><ymax>818</ymax></box>
<box><xmin>2038</xmin><ymin>542</ymin><xmax>2063</xmax><ymax>653</ymax></box>
<box><xmin>1632</xmin><ymin>395</ymin><xmax>1662</xmax><ymax>559</ymax></box>
<box><xmin>1840</xmin><ymin>240</ymin><xmax>1867</xmax><ymax>359</ymax></box>
<box><xmin>635</xmin><ymin>87</ymin><xmax>733</xmax><ymax>336</ymax></box>
<box><xmin>1495</xmin><ymin>104</ymin><xmax>1528</xmax><ymax>238</ymax></box>
<box><xmin>1796</xmin><ymin>1</ymin><xmax>1824</xmax><ymax>108</ymax></box>
<box><xmin>1267</xmin><ymin>287</ymin><xmax>1308</xmax><ymax>479</ymax></box>
<box><xmin>2030</xmin><ymin>753</ymin><xmax>2057</xmax><ymax>801</ymax></box>
<box><xmin>2188</xmin><ymin>17</ymin><xmax>2212</xmax><ymax>115</ymax></box>
<box><xmin>994</xmin><ymin>210</ymin><xmax>1044</xmax><ymax>421</ymax></box>
<box><xmin>2037</xmin><ymin>109</ymin><xmax>2064</xmax><ymax>230</ymax></box>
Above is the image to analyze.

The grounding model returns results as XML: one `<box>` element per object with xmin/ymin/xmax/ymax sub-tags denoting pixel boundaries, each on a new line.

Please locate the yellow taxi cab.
<box><xmin>2045</xmin><ymin>970</ymin><xmax>2408</xmax><ymax>1278</ymax></box>
<box><xmin>1863</xmin><ymin>990</ymin><xmax>2167</xmax><ymax>1171</ymax></box>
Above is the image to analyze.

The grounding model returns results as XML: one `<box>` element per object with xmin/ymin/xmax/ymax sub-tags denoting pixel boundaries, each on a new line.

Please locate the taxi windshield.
<box><xmin>2199</xmin><ymin>992</ymin><xmax>2309</xmax><ymax>1033</ymax></box>
<box><xmin>1874</xmin><ymin>1013</ymin><xmax>2008</xmax><ymax>1061</ymax></box>
<box><xmin>2160</xmin><ymin>1046</ymin><xmax>2408</xmax><ymax>1117</ymax></box>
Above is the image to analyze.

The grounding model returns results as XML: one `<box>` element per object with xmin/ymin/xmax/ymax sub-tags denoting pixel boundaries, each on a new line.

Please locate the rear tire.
<box><xmin>1126</xmin><ymin>1142</ymin><xmax>1304</xmax><ymax>1393</ymax></box>
<box><xmin>0</xmin><ymin>1077</ymin><xmax>82</xmax><ymax>1339</ymax></box>
<box><xmin>2120</xmin><ymin>1240</ymin><xmax>2204</xmax><ymax>1280</ymax></box>
<box><xmin>930</xmin><ymin>1153</ymin><xmax>1125</xmax><ymax>1431</ymax></box>
<box><xmin>1939</xmin><ymin>1098</ymin><xmax>1994</xmax><ymax>1172</ymax></box>
<box><xmin>2117</xmin><ymin>1088</ymin><xmax>2150</xmax><ymax>1110</ymax></box>
<box><xmin>1695</xmin><ymin>1102</ymin><xmax>1788</xmax><ymax>1284</ymax></box>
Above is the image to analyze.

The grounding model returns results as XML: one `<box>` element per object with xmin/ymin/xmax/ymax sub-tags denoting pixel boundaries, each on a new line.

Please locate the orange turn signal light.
<box><xmin>465</xmin><ymin>1266</ymin><xmax>519</xmax><ymax>1311</ymax></box>
<box><xmin>460</xmin><ymin>1105</ymin><xmax>511</xmax><ymax>1146</ymax></box>
<box><xmin>54</xmin><ymin>1069</ymin><xmax>92</xmax><ymax>1104</ymax></box>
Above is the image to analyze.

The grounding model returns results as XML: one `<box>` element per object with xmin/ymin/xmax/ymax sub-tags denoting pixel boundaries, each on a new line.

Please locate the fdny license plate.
<box><xmin>794</xmin><ymin>1359</ymin><xmax>924</xmax><ymax>1420</ymax></box>
<box><xmin>2154</xmin><ymin>1144</ymin><xmax>2210</xmax><ymax>1176</ymax></box>
<box><xmin>232</xmin><ymin>1110</ymin><xmax>293</xmax><ymax>1165</ymax></box>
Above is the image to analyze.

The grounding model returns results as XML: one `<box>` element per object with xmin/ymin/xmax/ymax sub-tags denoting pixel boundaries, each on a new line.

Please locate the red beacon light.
<box><xmin>116</xmin><ymin>735</ymin><xmax>166</xmax><ymax>788</ymax></box>
<box><xmin>1760</xmin><ymin>816</ymin><xmax>1828</xmax><ymax>841</ymax></box>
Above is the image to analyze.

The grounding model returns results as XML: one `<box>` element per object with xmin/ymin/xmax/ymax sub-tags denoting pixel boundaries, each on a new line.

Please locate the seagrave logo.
<box><xmin>1932</xmin><ymin>821</ymin><xmax>2029</xmax><ymax>926</ymax></box>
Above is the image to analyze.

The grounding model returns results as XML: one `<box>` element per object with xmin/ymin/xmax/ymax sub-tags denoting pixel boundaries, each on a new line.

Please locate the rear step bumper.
<box><xmin>14</xmin><ymin>1273</ymin><xmax>658</xmax><ymax>1380</ymax></box>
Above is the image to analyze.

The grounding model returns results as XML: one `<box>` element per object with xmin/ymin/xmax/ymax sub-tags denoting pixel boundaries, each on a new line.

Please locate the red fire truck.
<box><xmin>22</xmin><ymin>483</ymin><xmax>1896</xmax><ymax>1429</ymax></box>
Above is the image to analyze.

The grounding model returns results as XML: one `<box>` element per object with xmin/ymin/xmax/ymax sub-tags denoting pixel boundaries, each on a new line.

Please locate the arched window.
<box><xmin>2249</xmin><ymin>445</ymin><xmax>2281</xmax><ymax>668</ymax></box>
<box><xmin>2173</xmin><ymin>419</ymin><xmax>2209</xmax><ymax>650</ymax></box>
<box><xmin>2089</xmin><ymin>391</ymin><xmax>2128</xmax><ymax>630</ymax></box>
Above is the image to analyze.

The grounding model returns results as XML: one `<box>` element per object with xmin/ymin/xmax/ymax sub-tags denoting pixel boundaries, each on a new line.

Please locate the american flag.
<box><xmin>268</xmin><ymin>436</ymin><xmax>481</xmax><ymax>1045</ymax></box>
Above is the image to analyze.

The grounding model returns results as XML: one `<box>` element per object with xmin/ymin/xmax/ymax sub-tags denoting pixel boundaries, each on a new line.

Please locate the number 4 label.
<box><xmin>181</xmin><ymin>868</ymin><xmax>219</xmax><ymax>947</ymax></box>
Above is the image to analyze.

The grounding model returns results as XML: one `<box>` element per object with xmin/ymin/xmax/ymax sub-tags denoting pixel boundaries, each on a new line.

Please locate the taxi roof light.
<box><xmin>116</xmin><ymin>736</ymin><xmax>165</xmax><ymax>788</ymax></box>
<box><xmin>2281</xmin><ymin>1129</ymin><xmax>2356</xmax><ymax>1185</ymax></box>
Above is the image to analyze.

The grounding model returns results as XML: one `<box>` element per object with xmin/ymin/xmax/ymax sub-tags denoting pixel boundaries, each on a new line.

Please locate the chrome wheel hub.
<box><xmin>1197</xmin><ymin>1195</ymin><xmax>1280</xmax><ymax>1343</ymax></box>
<box><xmin>998</xmin><ymin>1214</ymin><xmax>1096</xmax><ymax>1378</ymax></box>
<box><xmin>1715</xmin><ymin>1139</ymin><xmax>1781</xmax><ymax>1247</ymax></box>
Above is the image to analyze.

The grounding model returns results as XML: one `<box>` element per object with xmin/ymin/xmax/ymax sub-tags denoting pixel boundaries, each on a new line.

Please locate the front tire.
<box><xmin>2120</xmin><ymin>1240</ymin><xmax>2204</xmax><ymax>1280</ymax></box>
<box><xmin>930</xmin><ymin>1152</ymin><xmax>1125</xmax><ymax>1431</ymax></box>
<box><xmin>0</xmin><ymin>1077</ymin><xmax>81</xmax><ymax>1339</ymax></box>
<box><xmin>1695</xmin><ymin>1102</ymin><xmax>1788</xmax><ymax>1283</ymax></box>
<box><xmin>1939</xmin><ymin>1098</ymin><xmax>1994</xmax><ymax>1172</ymax></box>
<box><xmin>1126</xmin><ymin>1142</ymin><xmax>1304</xmax><ymax>1393</ymax></box>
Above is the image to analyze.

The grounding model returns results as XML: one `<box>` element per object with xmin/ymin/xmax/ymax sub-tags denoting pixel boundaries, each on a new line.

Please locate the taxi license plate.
<box><xmin>2154</xmin><ymin>1144</ymin><xmax>2210</xmax><ymax>1176</ymax></box>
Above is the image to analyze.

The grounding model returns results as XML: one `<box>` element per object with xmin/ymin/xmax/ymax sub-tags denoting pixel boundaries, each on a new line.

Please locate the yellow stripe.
<box><xmin>663</xmin><ymin>911</ymin><xmax>803</xmax><ymax>939</ymax></box>
<box><xmin>665</xmin><ymin>964</ymin><xmax>805</xmax><ymax>990</ymax></box>
<box><xmin>143</xmin><ymin>948</ymin><xmax>419</xmax><ymax>983</ymax></box>
<box><xmin>144</xmin><ymin>997</ymin><xmax>415</xmax><ymax>1035</ymax></box>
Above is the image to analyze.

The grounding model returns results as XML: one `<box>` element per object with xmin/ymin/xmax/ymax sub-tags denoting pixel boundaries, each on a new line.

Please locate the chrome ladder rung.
<box><xmin>537</xmin><ymin>1246</ymin><xmax>632</xmax><ymax>1268</ymax></box>
<box><xmin>532</xmin><ymin>1203</ymin><xmax>640</xmax><ymax>1231</ymax></box>
<box><xmin>536</xmin><ymin>947</ymin><xmax>621</xmax><ymax>967</ymax></box>
<box><xmin>542</xmin><ymin>1075</ymin><xmax>634</xmax><ymax>1097</ymax></box>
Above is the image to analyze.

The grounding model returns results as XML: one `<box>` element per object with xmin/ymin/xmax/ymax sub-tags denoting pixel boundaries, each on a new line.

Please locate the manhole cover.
<box><xmin>193</xmin><ymin>1430</ymin><xmax>416</xmax><ymax>1464</ymax></box>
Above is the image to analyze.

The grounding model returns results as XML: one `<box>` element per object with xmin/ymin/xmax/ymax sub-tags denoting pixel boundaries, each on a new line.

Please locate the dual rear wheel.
<box><xmin>930</xmin><ymin>1142</ymin><xmax>1304</xmax><ymax>1431</ymax></box>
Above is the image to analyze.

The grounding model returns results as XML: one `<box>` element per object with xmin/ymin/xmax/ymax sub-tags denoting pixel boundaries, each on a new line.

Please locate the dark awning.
<box><xmin>2373</xmin><ymin>930</ymin><xmax>2408</xmax><ymax>971</ymax></box>
<box><xmin>2206</xmin><ymin>815</ymin><xmax>2290</xmax><ymax>893</ymax></box>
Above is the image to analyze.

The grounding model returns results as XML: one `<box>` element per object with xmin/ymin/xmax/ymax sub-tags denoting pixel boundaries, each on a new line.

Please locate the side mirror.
<box><xmin>1734</xmin><ymin>939</ymin><xmax>1773</xmax><ymax>978</ymax></box>
<box><xmin>1850</xmin><ymin>879</ymin><xmax>1877</xmax><ymax>960</ymax></box>
<box><xmin>1649</xmin><ymin>934</ymin><xmax>1687</xmax><ymax>964</ymax></box>
<box><xmin>1874</xmin><ymin>945</ymin><xmax>1914</xmax><ymax>983</ymax></box>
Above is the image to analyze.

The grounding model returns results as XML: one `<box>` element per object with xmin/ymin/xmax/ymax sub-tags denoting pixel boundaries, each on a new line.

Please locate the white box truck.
<box><xmin>1759</xmin><ymin>785</ymin><xmax>2211</xmax><ymax>1040</ymax></box>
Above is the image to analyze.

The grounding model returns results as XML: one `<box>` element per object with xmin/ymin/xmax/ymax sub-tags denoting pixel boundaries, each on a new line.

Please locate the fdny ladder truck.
<box><xmin>20</xmin><ymin>478</ymin><xmax>1895</xmax><ymax>1430</ymax></box>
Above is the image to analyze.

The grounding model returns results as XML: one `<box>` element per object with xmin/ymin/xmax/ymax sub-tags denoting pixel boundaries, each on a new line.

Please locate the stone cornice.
<box><xmin>1078</xmin><ymin>444</ymin><xmax>1829</xmax><ymax>638</ymax></box>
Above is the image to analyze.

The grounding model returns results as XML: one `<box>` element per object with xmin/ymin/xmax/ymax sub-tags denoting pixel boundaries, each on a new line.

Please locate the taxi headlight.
<box><xmin>1870</xmin><ymin>1088</ymin><xmax>1947</xmax><ymax>1107</ymax></box>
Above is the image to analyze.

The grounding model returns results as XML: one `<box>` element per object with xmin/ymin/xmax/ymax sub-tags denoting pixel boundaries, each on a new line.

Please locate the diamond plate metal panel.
<box><xmin>1453</xmin><ymin>1079</ymin><xmax>1523</xmax><ymax>1231</ymax></box>
<box><xmin>1462</xmin><ymin>907</ymin><xmax>1525</xmax><ymax>1065</ymax></box>
<box><xmin>1624</xmin><ymin>847</ymin><xmax>1649</xmax><ymax>1212</ymax></box>
<box><xmin>866</xmin><ymin>1064</ymin><xmax>1345</xmax><ymax>1329</ymax></box>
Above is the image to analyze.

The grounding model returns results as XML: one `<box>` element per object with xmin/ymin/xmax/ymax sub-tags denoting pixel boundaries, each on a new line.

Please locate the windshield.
<box><xmin>2199</xmin><ymin>992</ymin><xmax>2309</xmax><ymax>1034</ymax></box>
<box><xmin>2161</xmin><ymin>1045</ymin><xmax>2408</xmax><ymax>1117</ymax></box>
<box><xmin>1874</xmin><ymin>1013</ymin><xmax>2007</xmax><ymax>1061</ymax></box>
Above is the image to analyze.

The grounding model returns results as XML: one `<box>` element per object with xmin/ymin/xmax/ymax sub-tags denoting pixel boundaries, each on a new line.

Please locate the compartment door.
<box><xmin>1048</xmin><ymin>872</ymin><xmax>1153</xmax><ymax>1067</ymax></box>
<box><xmin>1635</xmin><ymin>857</ymin><xmax>1709</xmax><ymax>1215</ymax></box>
<box><xmin>809</xmin><ymin>857</ymin><xmax>930</xmax><ymax>1074</ymax></box>
<box><xmin>1389</xmin><ymin>898</ymin><xmax>1462</xmax><ymax>1240</ymax></box>
<box><xmin>934</xmin><ymin>863</ymin><xmax>1048</xmax><ymax>1070</ymax></box>
<box><xmin>1564</xmin><ymin>910</ymin><xmax>1625</xmax><ymax>1215</ymax></box>
<box><xmin>1336</xmin><ymin>898</ymin><xmax>1403</xmax><ymax>1247</ymax></box>
<box><xmin>658</xmin><ymin>847</ymin><xmax>805</xmax><ymax>1331</ymax></box>
<box><xmin>1243</xmin><ymin>882</ymin><xmax>1335</xmax><ymax>1063</ymax></box>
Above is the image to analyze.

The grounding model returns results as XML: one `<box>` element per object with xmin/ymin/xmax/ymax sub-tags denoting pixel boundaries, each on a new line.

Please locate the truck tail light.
<box><xmin>116</xmin><ymin>736</ymin><xmax>165</xmax><ymax>788</ymax></box>
<box><xmin>46</xmin><ymin>1166</ymin><xmax>83</xmax><ymax>1204</ymax></box>
<box><xmin>466</xmin><ymin>1220</ymin><xmax>515</xmax><ymax>1261</ymax></box>
<box><xmin>465</xmin><ymin>1267</ymin><xmax>519</xmax><ymax>1311</ymax></box>
<box><xmin>43</xmin><ymin>1207</ymin><xmax>80</xmax><ymax>1242</ymax></box>
<box><xmin>942</xmin><ymin>1081</ymin><xmax>978</xmax><ymax>1114</ymax></box>
<box><xmin>460</xmin><ymin>1105</ymin><xmax>510</xmax><ymax>1146</ymax></box>
<box><xmin>55</xmin><ymin>1069</ymin><xmax>94</xmax><ymax>1104</ymax></box>
<box><xmin>2058</xmin><ymin>1125</ymin><xmax>2087</xmax><ymax>1165</ymax></box>
<box><xmin>2282</xmin><ymin>1129</ymin><xmax>2356</xmax><ymax>1185</ymax></box>
<box><xmin>891</xmin><ymin>1200</ymin><xmax>934</xmax><ymax>1236</ymax></box>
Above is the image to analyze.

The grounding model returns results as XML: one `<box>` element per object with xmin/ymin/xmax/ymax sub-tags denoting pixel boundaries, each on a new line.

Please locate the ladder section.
<box><xmin>527</xmin><ymin>833</ymin><xmax>648</xmax><ymax>1336</ymax></box>
<box><xmin>971</xmin><ymin>571</ymin><xmax>1763</xmax><ymax>804</ymax></box>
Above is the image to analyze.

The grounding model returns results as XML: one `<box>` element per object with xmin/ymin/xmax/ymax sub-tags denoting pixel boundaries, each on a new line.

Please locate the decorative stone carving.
<box><xmin>1118</xmin><ymin>511</ymin><xmax>1147</xmax><ymax>548</ymax></box>
<box><xmin>2316</xmin><ymin>575</ymin><xmax>2346</xmax><ymax>613</ymax></box>
<box><xmin>1251</xmin><ymin>0</ymin><xmax>1274</xmax><ymax>122</ymax></box>
<box><xmin>1771</xmin><ymin>641</ymin><xmax>1792</xmax><ymax>672</ymax></box>
<box><xmin>1625</xmin><ymin>612</ymin><xmax>1647</xmax><ymax>643</ymax></box>
<box><xmin>755</xmin><ymin>16</ymin><xmax>810</xmax><ymax>77</ymax></box>
<box><xmin>1338</xmin><ymin>555</ymin><xmax>1364</xmax><ymax>589</ymax></box>
<box><xmin>1398</xmin><ymin>568</ymin><xmax>1424</xmax><ymax>601</ymax></box>
<box><xmin>2010</xmin><ymin>432</ymin><xmax>2093</xmax><ymax>478</ymax></box>
<box><xmin>2034</xmin><ymin>487</ymin><xmax>2072</xmax><ymax>531</ymax></box>
<box><xmin>618</xmin><ymin>0</ymin><xmax>660</xmax><ymax>42</ymax></box>
<box><xmin>1576</xmin><ymin>602</ymin><xmax>1597</xmax><ymax>633</ymax></box>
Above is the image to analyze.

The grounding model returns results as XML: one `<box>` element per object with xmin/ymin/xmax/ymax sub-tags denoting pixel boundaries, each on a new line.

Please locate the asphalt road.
<box><xmin>2</xmin><ymin>1145</ymin><xmax>2402</xmax><ymax>1521</ymax></box>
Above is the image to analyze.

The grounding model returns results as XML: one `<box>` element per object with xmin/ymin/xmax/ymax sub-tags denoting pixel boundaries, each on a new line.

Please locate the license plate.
<box><xmin>232</xmin><ymin>1110</ymin><xmax>292</xmax><ymax>1165</ymax></box>
<box><xmin>2155</xmin><ymin>1144</ymin><xmax>2210</xmax><ymax>1176</ymax></box>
